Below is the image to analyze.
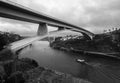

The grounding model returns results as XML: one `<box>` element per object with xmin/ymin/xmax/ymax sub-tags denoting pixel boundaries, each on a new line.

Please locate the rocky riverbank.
<box><xmin>0</xmin><ymin>31</ymin><xmax>92</xmax><ymax>83</ymax></box>
<box><xmin>50</xmin><ymin>31</ymin><xmax>120</xmax><ymax>59</ymax></box>
<box><xmin>0</xmin><ymin>49</ymin><xmax>92</xmax><ymax>83</ymax></box>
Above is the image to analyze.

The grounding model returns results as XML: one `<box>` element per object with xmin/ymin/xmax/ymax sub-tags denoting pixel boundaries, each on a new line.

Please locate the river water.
<box><xmin>19</xmin><ymin>41</ymin><xmax>120</xmax><ymax>83</ymax></box>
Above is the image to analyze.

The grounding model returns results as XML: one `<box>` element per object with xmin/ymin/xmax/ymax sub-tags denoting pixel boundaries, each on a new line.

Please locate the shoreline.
<box><xmin>51</xmin><ymin>45</ymin><xmax>120</xmax><ymax>59</ymax></box>
<box><xmin>0</xmin><ymin>49</ymin><xmax>91</xmax><ymax>83</ymax></box>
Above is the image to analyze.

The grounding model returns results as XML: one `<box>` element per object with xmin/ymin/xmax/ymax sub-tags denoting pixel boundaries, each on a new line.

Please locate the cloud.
<box><xmin>0</xmin><ymin>17</ymin><xmax>38</xmax><ymax>36</ymax></box>
<box><xmin>1</xmin><ymin>0</ymin><xmax>120</xmax><ymax>34</ymax></box>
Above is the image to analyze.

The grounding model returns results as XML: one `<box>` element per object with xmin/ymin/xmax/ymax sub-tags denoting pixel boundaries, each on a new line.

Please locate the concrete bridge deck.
<box><xmin>0</xmin><ymin>0</ymin><xmax>95</xmax><ymax>53</ymax></box>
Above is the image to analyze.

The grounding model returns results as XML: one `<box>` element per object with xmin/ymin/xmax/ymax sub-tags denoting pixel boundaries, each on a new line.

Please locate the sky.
<box><xmin>0</xmin><ymin>0</ymin><xmax>120</xmax><ymax>36</ymax></box>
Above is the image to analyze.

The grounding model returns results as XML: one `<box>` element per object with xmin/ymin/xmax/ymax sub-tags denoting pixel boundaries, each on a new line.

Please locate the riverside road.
<box><xmin>19</xmin><ymin>41</ymin><xmax>120</xmax><ymax>83</ymax></box>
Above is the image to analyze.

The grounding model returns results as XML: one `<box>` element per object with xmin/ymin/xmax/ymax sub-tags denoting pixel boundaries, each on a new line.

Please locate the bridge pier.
<box><xmin>37</xmin><ymin>23</ymin><xmax>48</xmax><ymax>36</ymax></box>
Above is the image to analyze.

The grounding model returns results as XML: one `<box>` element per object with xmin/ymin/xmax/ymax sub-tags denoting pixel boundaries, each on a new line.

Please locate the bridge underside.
<box><xmin>0</xmin><ymin>0</ymin><xmax>95</xmax><ymax>52</ymax></box>
<box><xmin>37</xmin><ymin>24</ymin><xmax>93</xmax><ymax>40</ymax></box>
<box><xmin>0</xmin><ymin>0</ymin><xmax>94</xmax><ymax>39</ymax></box>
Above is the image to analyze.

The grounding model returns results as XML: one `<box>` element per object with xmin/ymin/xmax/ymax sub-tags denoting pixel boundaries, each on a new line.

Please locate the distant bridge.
<box><xmin>0</xmin><ymin>0</ymin><xmax>95</xmax><ymax>53</ymax></box>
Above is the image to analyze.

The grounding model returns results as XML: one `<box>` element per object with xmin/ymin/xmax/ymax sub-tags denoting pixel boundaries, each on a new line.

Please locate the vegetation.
<box><xmin>0</xmin><ymin>50</ymin><xmax>90</xmax><ymax>83</ymax></box>
<box><xmin>0</xmin><ymin>31</ymin><xmax>91</xmax><ymax>83</ymax></box>
<box><xmin>0</xmin><ymin>31</ymin><xmax>24</xmax><ymax>50</ymax></box>
<box><xmin>50</xmin><ymin>29</ymin><xmax>120</xmax><ymax>54</ymax></box>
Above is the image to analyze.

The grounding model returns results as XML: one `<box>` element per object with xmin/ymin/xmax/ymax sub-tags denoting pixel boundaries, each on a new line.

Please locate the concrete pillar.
<box><xmin>37</xmin><ymin>23</ymin><xmax>48</xmax><ymax>36</ymax></box>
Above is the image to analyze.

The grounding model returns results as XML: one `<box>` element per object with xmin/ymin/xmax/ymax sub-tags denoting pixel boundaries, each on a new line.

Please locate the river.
<box><xmin>19</xmin><ymin>41</ymin><xmax>120</xmax><ymax>83</ymax></box>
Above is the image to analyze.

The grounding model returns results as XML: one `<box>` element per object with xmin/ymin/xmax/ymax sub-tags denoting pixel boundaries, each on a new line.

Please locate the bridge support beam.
<box><xmin>81</xmin><ymin>32</ymin><xmax>93</xmax><ymax>40</ymax></box>
<box><xmin>70</xmin><ymin>29</ymin><xmax>94</xmax><ymax>40</ymax></box>
<box><xmin>37</xmin><ymin>23</ymin><xmax>48</xmax><ymax>36</ymax></box>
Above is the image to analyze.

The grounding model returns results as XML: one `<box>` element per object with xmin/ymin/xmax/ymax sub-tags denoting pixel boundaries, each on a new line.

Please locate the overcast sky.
<box><xmin>0</xmin><ymin>0</ymin><xmax>120</xmax><ymax>36</ymax></box>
